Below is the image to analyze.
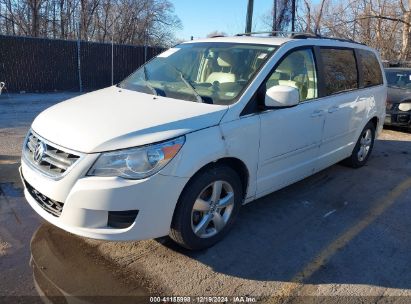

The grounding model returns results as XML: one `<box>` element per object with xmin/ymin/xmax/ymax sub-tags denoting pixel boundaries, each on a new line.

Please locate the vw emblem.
<box><xmin>34</xmin><ymin>142</ymin><xmax>46</xmax><ymax>164</ymax></box>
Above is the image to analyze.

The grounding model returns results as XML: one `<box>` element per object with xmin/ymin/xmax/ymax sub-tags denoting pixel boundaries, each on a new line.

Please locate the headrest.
<box><xmin>276</xmin><ymin>52</ymin><xmax>306</xmax><ymax>74</ymax></box>
<box><xmin>217</xmin><ymin>51</ymin><xmax>235</xmax><ymax>67</ymax></box>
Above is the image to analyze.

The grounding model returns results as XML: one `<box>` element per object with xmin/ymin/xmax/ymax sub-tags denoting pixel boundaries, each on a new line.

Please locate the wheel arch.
<box><xmin>179</xmin><ymin>157</ymin><xmax>249</xmax><ymax>202</ymax></box>
<box><xmin>355</xmin><ymin>116</ymin><xmax>379</xmax><ymax>144</ymax></box>
<box><xmin>170</xmin><ymin>157</ymin><xmax>250</xmax><ymax>243</ymax></box>
<box><xmin>370</xmin><ymin>116</ymin><xmax>379</xmax><ymax>129</ymax></box>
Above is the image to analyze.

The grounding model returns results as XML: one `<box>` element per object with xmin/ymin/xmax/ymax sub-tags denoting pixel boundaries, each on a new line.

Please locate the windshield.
<box><xmin>119</xmin><ymin>42</ymin><xmax>277</xmax><ymax>105</ymax></box>
<box><xmin>385</xmin><ymin>69</ymin><xmax>411</xmax><ymax>89</ymax></box>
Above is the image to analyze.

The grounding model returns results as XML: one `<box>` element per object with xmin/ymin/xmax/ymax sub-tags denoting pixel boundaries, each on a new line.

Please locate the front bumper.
<box><xmin>20</xmin><ymin>160</ymin><xmax>189</xmax><ymax>241</ymax></box>
<box><xmin>384</xmin><ymin>111</ymin><xmax>411</xmax><ymax>128</ymax></box>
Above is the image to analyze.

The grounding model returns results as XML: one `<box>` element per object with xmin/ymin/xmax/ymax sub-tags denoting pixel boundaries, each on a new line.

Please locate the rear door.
<box><xmin>355</xmin><ymin>49</ymin><xmax>385</xmax><ymax>132</ymax></box>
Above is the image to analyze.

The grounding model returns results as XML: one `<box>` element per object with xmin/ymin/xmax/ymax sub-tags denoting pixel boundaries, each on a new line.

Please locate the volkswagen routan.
<box><xmin>21</xmin><ymin>34</ymin><xmax>387</xmax><ymax>250</ymax></box>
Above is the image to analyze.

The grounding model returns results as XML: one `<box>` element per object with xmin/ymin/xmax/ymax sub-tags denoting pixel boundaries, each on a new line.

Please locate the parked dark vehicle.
<box><xmin>384</xmin><ymin>68</ymin><xmax>411</xmax><ymax>130</ymax></box>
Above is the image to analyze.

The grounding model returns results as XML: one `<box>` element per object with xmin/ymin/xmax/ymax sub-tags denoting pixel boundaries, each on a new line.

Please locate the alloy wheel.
<box><xmin>191</xmin><ymin>180</ymin><xmax>235</xmax><ymax>238</ymax></box>
<box><xmin>357</xmin><ymin>129</ymin><xmax>372</xmax><ymax>162</ymax></box>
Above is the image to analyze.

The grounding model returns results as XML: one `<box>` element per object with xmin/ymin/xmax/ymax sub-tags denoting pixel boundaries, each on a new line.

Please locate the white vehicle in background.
<box><xmin>20</xmin><ymin>33</ymin><xmax>386</xmax><ymax>250</ymax></box>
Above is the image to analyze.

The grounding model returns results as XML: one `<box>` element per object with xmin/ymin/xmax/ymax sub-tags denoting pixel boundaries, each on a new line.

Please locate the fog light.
<box><xmin>107</xmin><ymin>210</ymin><xmax>139</xmax><ymax>228</ymax></box>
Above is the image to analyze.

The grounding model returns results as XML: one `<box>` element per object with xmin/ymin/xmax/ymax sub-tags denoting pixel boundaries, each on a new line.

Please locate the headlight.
<box><xmin>399</xmin><ymin>102</ymin><xmax>411</xmax><ymax>112</ymax></box>
<box><xmin>88</xmin><ymin>136</ymin><xmax>185</xmax><ymax>179</ymax></box>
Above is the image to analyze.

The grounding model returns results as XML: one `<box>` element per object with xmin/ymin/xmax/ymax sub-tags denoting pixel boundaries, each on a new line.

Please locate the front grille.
<box><xmin>398</xmin><ymin>114</ymin><xmax>410</xmax><ymax>123</ymax></box>
<box><xmin>23</xmin><ymin>177</ymin><xmax>64</xmax><ymax>217</ymax></box>
<box><xmin>23</xmin><ymin>131</ymin><xmax>81</xmax><ymax>179</ymax></box>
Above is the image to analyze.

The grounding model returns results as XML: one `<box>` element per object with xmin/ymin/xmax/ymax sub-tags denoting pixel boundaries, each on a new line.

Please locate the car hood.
<box><xmin>32</xmin><ymin>86</ymin><xmax>228</xmax><ymax>153</ymax></box>
<box><xmin>387</xmin><ymin>86</ymin><xmax>411</xmax><ymax>103</ymax></box>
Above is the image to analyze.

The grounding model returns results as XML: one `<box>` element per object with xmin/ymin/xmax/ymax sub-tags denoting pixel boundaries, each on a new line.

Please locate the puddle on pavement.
<box><xmin>30</xmin><ymin>224</ymin><xmax>149</xmax><ymax>303</ymax></box>
<box><xmin>0</xmin><ymin>182</ymin><xmax>22</xmax><ymax>198</ymax></box>
<box><xmin>1</xmin><ymin>158</ymin><xmax>150</xmax><ymax>301</ymax></box>
<box><xmin>0</xmin><ymin>160</ymin><xmax>22</xmax><ymax>184</ymax></box>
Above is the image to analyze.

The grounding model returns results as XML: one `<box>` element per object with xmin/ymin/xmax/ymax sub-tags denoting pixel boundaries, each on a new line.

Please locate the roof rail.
<box><xmin>234</xmin><ymin>30</ymin><xmax>365</xmax><ymax>45</ymax></box>
<box><xmin>317</xmin><ymin>36</ymin><xmax>365</xmax><ymax>45</ymax></box>
<box><xmin>291</xmin><ymin>33</ymin><xmax>320</xmax><ymax>39</ymax></box>
<box><xmin>235</xmin><ymin>31</ymin><xmax>314</xmax><ymax>37</ymax></box>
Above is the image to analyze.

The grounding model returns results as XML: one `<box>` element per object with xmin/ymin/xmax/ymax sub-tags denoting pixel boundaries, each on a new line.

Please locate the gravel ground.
<box><xmin>0</xmin><ymin>92</ymin><xmax>411</xmax><ymax>303</ymax></box>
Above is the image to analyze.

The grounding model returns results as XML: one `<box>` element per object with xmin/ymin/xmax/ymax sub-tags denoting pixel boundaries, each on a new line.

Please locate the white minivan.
<box><xmin>21</xmin><ymin>34</ymin><xmax>386</xmax><ymax>250</ymax></box>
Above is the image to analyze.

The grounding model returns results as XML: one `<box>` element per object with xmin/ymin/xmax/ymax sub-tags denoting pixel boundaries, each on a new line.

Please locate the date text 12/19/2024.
<box><xmin>149</xmin><ymin>296</ymin><xmax>258</xmax><ymax>303</ymax></box>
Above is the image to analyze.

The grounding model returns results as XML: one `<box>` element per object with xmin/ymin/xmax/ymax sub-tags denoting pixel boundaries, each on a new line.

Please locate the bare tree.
<box><xmin>313</xmin><ymin>0</ymin><xmax>326</xmax><ymax>34</ymax></box>
<box><xmin>285</xmin><ymin>0</ymin><xmax>408</xmax><ymax>61</ymax></box>
<box><xmin>301</xmin><ymin>0</ymin><xmax>312</xmax><ymax>32</ymax></box>
<box><xmin>0</xmin><ymin>0</ymin><xmax>182</xmax><ymax>47</ymax></box>
<box><xmin>298</xmin><ymin>0</ymin><xmax>327</xmax><ymax>34</ymax></box>
<box><xmin>28</xmin><ymin>0</ymin><xmax>45</xmax><ymax>37</ymax></box>
<box><xmin>399</xmin><ymin>0</ymin><xmax>411</xmax><ymax>60</ymax></box>
<box><xmin>79</xmin><ymin>0</ymin><xmax>99</xmax><ymax>40</ymax></box>
<box><xmin>261</xmin><ymin>0</ymin><xmax>293</xmax><ymax>34</ymax></box>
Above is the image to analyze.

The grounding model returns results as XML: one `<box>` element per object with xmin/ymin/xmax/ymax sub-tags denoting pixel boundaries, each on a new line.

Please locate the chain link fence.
<box><xmin>0</xmin><ymin>35</ymin><xmax>164</xmax><ymax>93</ymax></box>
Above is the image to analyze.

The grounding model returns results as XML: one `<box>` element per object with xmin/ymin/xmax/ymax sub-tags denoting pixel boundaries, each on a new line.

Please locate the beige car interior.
<box><xmin>266</xmin><ymin>49</ymin><xmax>318</xmax><ymax>101</ymax></box>
<box><xmin>205</xmin><ymin>51</ymin><xmax>237</xmax><ymax>84</ymax></box>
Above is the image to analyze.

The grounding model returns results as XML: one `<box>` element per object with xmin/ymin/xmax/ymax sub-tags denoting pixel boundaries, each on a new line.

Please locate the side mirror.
<box><xmin>265</xmin><ymin>85</ymin><xmax>299</xmax><ymax>108</ymax></box>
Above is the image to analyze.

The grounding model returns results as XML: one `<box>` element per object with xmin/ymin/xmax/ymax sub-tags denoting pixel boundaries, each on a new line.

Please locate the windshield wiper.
<box><xmin>165</xmin><ymin>63</ymin><xmax>203</xmax><ymax>103</ymax></box>
<box><xmin>179</xmin><ymin>73</ymin><xmax>203</xmax><ymax>103</ymax></box>
<box><xmin>142</xmin><ymin>65</ymin><xmax>158</xmax><ymax>96</ymax></box>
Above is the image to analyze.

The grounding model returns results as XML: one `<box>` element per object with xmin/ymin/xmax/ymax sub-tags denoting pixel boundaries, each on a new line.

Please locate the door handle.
<box><xmin>328</xmin><ymin>106</ymin><xmax>339</xmax><ymax>113</ymax></box>
<box><xmin>311</xmin><ymin>109</ymin><xmax>324</xmax><ymax>117</ymax></box>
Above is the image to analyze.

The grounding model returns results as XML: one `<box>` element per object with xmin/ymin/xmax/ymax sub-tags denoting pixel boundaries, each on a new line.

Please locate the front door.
<box><xmin>256</xmin><ymin>47</ymin><xmax>325</xmax><ymax>197</ymax></box>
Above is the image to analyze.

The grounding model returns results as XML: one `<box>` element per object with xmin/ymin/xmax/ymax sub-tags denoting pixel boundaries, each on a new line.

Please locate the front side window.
<box><xmin>119</xmin><ymin>43</ymin><xmax>277</xmax><ymax>105</ymax></box>
<box><xmin>320</xmin><ymin>48</ymin><xmax>358</xmax><ymax>95</ymax></box>
<box><xmin>358</xmin><ymin>49</ymin><xmax>383</xmax><ymax>88</ymax></box>
<box><xmin>266</xmin><ymin>48</ymin><xmax>318</xmax><ymax>102</ymax></box>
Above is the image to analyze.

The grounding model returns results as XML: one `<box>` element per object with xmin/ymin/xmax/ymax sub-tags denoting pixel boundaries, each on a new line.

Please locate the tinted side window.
<box><xmin>358</xmin><ymin>49</ymin><xmax>383</xmax><ymax>87</ymax></box>
<box><xmin>320</xmin><ymin>48</ymin><xmax>358</xmax><ymax>95</ymax></box>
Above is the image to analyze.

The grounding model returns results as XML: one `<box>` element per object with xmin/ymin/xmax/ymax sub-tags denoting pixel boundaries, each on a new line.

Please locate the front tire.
<box><xmin>343</xmin><ymin>121</ymin><xmax>375</xmax><ymax>168</ymax></box>
<box><xmin>170</xmin><ymin>165</ymin><xmax>243</xmax><ymax>250</ymax></box>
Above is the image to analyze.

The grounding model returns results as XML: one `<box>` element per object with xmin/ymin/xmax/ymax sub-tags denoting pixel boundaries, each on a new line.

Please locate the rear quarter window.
<box><xmin>320</xmin><ymin>48</ymin><xmax>358</xmax><ymax>96</ymax></box>
<box><xmin>358</xmin><ymin>49</ymin><xmax>383</xmax><ymax>87</ymax></box>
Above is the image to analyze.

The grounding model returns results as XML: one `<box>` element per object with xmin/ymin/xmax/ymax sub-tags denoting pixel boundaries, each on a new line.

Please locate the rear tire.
<box><xmin>170</xmin><ymin>165</ymin><xmax>243</xmax><ymax>250</ymax></box>
<box><xmin>342</xmin><ymin>121</ymin><xmax>375</xmax><ymax>168</ymax></box>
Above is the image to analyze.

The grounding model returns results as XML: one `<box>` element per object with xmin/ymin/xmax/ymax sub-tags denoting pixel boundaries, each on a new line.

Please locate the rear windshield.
<box><xmin>119</xmin><ymin>43</ymin><xmax>277</xmax><ymax>105</ymax></box>
<box><xmin>385</xmin><ymin>69</ymin><xmax>411</xmax><ymax>89</ymax></box>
